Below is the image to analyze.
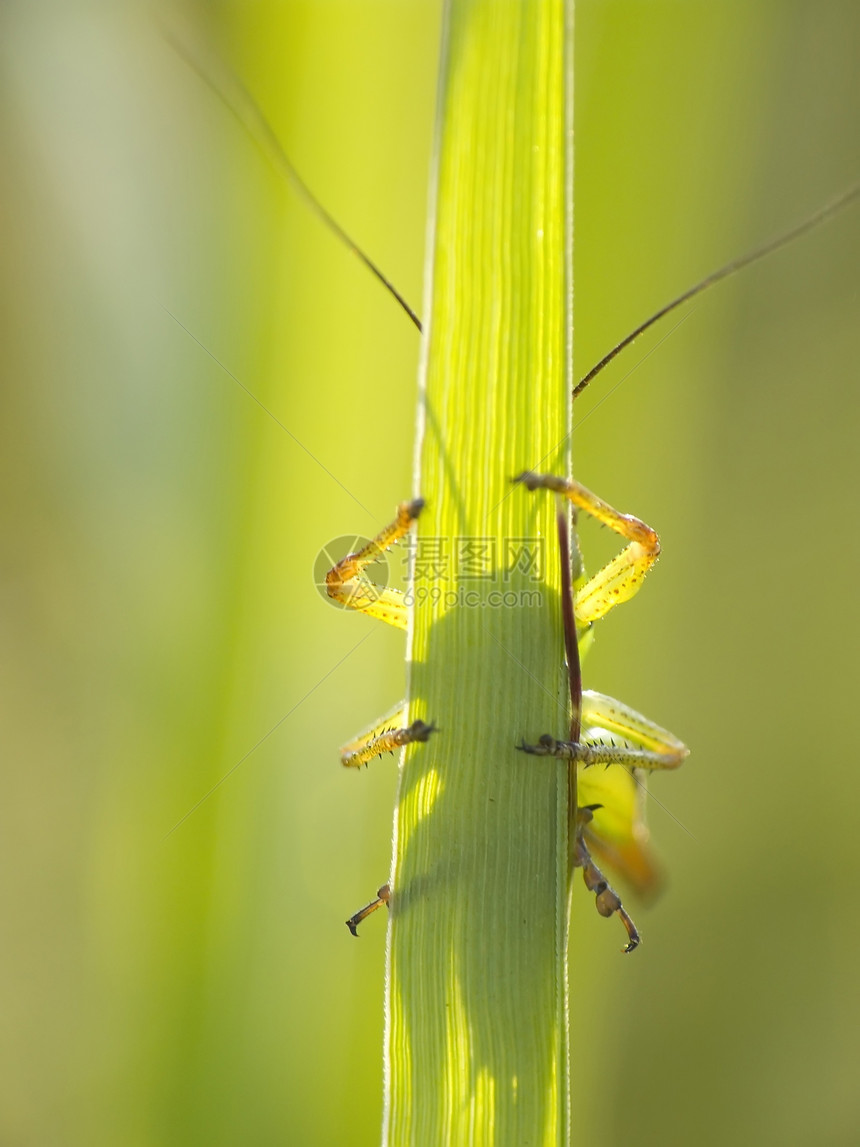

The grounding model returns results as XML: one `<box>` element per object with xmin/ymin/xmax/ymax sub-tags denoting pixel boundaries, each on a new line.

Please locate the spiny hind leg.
<box><xmin>519</xmin><ymin>689</ymin><xmax>688</xmax><ymax>770</ymax></box>
<box><xmin>340</xmin><ymin>701</ymin><xmax>436</xmax><ymax>769</ymax></box>
<box><xmin>581</xmin><ymin>690</ymin><xmax>688</xmax><ymax>761</ymax></box>
<box><xmin>516</xmin><ymin>738</ymin><xmax>650</xmax><ymax>950</ymax></box>
<box><xmin>517</xmin><ymin>734</ymin><xmax>685</xmax><ymax>772</ymax></box>
<box><xmin>326</xmin><ymin>498</ymin><xmax>424</xmax><ymax>629</ymax></box>
<box><xmin>518</xmin><ymin>691</ymin><xmax>687</xmax><ymax>913</ymax></box>
<box><xmin>513</xmin><ymin>471</ymin><xmax>660</xmax><ymax>626</ymax></box>
<box><xmin>577</xmin><ymin>690</ymin><xmax>688</xmax><ymax>899</ymax></box>
<box><xmin>575</xmin><ymin>808</ymin><xmax>640</xmax><ymax>953</ymax></box>
<box><xmin>346</xmin><ymin>884</ymin><xmax>390</xmax><ymax>936</ymax></box>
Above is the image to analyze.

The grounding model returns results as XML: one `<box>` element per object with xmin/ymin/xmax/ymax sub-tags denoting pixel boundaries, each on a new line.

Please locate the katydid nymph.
<box><xmin>175</xmin><ymin>36</ymin><xmax>860</xmax><ymax>953</ymax></box>
<box><xmin>325</xmin><ymin>179</ymin><xmax>860</xmax><ymax>949</ymax></box>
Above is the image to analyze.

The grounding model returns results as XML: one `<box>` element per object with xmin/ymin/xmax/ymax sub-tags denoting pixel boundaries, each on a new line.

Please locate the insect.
<box><xmin>327</xmin><ymin>179</ymin><xmax>860</xmax><ymax>951</ymax></box>
<box><xmin>173</xmin><ymin>34</ymin><xmax>860</xmax><ymax>951</ymax></box>
<box><xmin>511</xmin><ymin>470</ymin><xmax>687</xmax><ymax>952</ymax></box>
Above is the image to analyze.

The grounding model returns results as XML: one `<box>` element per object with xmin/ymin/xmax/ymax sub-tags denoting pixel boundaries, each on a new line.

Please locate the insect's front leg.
<box><xmin>513</xmin><ymin>471</ymin><xmax>660</xmax><ymax>626</ymax></box>
<box><xmin>326</xmin><ymin>497</ymin><xmax>424</xmax><ymax>629</ymax></box>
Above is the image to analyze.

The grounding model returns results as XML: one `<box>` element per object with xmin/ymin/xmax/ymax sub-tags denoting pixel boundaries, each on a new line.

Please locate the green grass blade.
<box><xmin>385</xmin><ymin>1</ymin><xmax>574</xmax><ymax>1142</ymax></box>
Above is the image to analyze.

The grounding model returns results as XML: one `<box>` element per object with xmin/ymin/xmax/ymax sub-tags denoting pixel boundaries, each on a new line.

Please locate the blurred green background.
<box><xmin>1</xmin><ymin>1</ymin><xmax>858</xmax><ymax>1144</ymax></box>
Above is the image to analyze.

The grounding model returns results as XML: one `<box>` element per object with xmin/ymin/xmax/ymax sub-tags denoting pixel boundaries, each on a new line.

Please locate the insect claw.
<box><xmin>516</xmin><ymin>733</ymin><xmax>563</xmax><ymax>757</ymax></box>
<box><xmin>516</xmin><ymin>739</ymin><xmax>542</xmax><ymax>755</ymax></box>
<box><xmin>619</xmin><ymin>909</ymin><xmax>642</xmax><ymax>953</ymax></box>
<box><xmin>510</xmin><ymin>470</ymin><xmax>539</xmax><ymax>490</ymax></box>
<box><xmin>406</xmin><ymin>719</ymin><xmax>437</xmax><ymax>743</ymax></box>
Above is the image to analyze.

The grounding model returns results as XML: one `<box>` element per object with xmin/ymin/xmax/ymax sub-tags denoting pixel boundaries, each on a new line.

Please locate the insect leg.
<box><xmin>519</xmin><ymin>691</ymin><xmax>687</xmax><ymax>903</ymax></box>
<box><xmin>513</xmin><ymin>471</ymin><xmax>659</xmax><ymax>625</ymax></box>
<box><xmin>517</xmin><ymin>737</ymin><xmax>683</xmax><ymax>771</ymax></box>
<box><xmin>326</xmin><ymin>498</ymin><xmax>424</xmax><ymax>629</ymax></box>
<box><xmin>582</xmin><ymin>689</ymin><xmax>688</xmax><ymax>760</ymax></box>
<box><xmin>574</xmin><ymin>809</ymin><xmax>640</xmax><ymax>953</ymax></box>
<box><xmin>340</xmin><ymin>701</ymin><xmax>436</xmax><ymax>768</ymax></box>
<box><xmin>346</xmin><ymin>884</ymin><xmax>390</xmax><ymax>937</ymax></box>
<box><xmin>518</xmin><ymin>687</ymin><xmax>688</xmax><ymax>770</ymax></box>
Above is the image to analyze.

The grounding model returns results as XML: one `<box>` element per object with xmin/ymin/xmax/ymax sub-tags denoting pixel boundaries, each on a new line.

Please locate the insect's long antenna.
<box><xmin>166</xmin><ymin>33</ymin><xmax>423</xmax><ymax>333</ymax></box>
<box><xmin>573</xmin><ymin>181</ymin><xmax>860</xmax><ymax>400</ymax></box>
<box><xmin>556</xmin><ymin>504</ymin><xmax>581</xmax><ymax>744</ymax></box>
<box><xmin>556</xmin><ymin>502</ymin><xmax>581</xmax><ymax>873</ymax></box>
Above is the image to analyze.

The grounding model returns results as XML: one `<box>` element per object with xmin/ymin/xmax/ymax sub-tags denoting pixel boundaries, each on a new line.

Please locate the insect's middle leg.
<box><xmin>575</xmin><ymin>807</ymin><xmax>640</xmax><ymax>953</ymax></box>
<box><xmin>517</xmin><ymin>691</ymin><xmax>688</xmax><ymax>943</ymax></box>
<box><xmin>513</xmin><ymin>471</ymin><xmax>660</xmax><ymax>625</ymax></box>
<box><xmin>346</xmin><ymin>884</ymin><xmax>390</xmax><ymax>936</ymax></box>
